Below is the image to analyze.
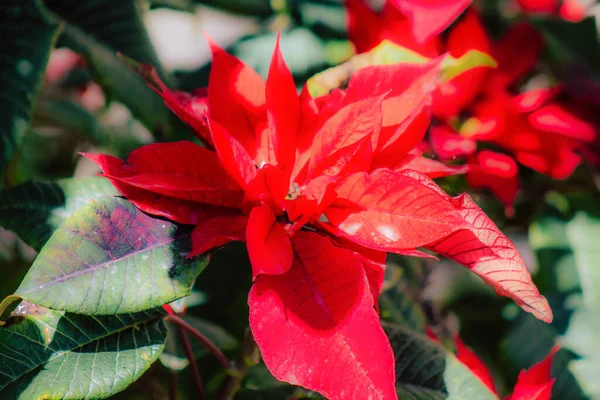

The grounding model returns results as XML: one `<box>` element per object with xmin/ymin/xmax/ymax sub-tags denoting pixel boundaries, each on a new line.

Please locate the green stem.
<box><xmin>217</xmin><ymin>328</ymin><xmax>260</xmax><ymax>400</ymax></box>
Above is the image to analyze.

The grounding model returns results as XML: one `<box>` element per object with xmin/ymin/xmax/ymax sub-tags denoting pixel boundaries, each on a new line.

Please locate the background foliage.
<box><xmin>1</xmin><ymin>0</ymin><xmax>599</xmax><ymax>398</ymax></box>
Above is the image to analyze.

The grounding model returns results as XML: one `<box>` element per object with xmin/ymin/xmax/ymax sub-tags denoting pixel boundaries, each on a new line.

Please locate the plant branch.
<box><xmin>178</xmin><ymin>326</ymin><xmax>204</xmax><ymax>400</ymax></box>
<box><xmin>217</xmin><ymin>328</ymin><xmax>261</xmax><ymax>400</ymax></box>
<box><xmin>166</xmin><ymin>314</ymin><xmax>231</xmax><ymax>369</ymax></box>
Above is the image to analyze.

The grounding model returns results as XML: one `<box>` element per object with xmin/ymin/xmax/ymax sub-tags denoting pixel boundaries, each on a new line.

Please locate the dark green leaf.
<box><xmin>0</xmin><ymin>177</ymin><xmax>118</xmax><ymax>250</ymax></box>
<box><xmin>58</xmin><ymin>23</ymin><xmax>173</xmax><ymax>136</ymax></box>
<box><xmin>15</xmin><ymin>196</ymin><xmax>208</xmax><ymax>315</ymax></box>
<box><xmin>384</xmin><ymin>323</ymin><xmax>499</xmax><ymax>400</ymax></box>
<box><xmin>0</xmin><ymin>0</ymin><xmax>60</xmax><ymax>177</ymax></box>
<box><xmin>0</xmin><ymin>301</ymin><xmax>166</xmax><ymax>399</ymax></box>
<box><xmin>44</xmin><ymin>0</ymin><xmax>162</xmax><ymax>69</ymax></box>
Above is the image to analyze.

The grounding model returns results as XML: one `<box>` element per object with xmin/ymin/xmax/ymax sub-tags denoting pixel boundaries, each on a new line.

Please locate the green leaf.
<box><xmin>0</xmin><ymin>301</ymin><xmax>166</xmax><ymax>399</ymax></box>
<box><xmin>44</xmin><ymin>0</ymin><xmax>162</xmax><ymax>71</ymax></box>
<box><xmin>379</xmin><ymin>264</ymin><xmax>427</xmax><ymax>333</ymax></box>
<box><xmin>0</xmin><ymin>0</ymin><xmax>60</xmax><ymax>177</ymax></box>
<box><xmin>57</xmin><ymin>23</ymin><xmax>173</xmax><ymax>137</ymax></box>
<box><xmin>384</xmin><ymin>323</ymin><xmax>499</xmax><ymax>400</ymax></box>
<box><xmin>0</xmin><ymin>177</ymin><xmax>119</xmax><ymax>251</ymax></box>
<box><xmin>15</xmin><ymin>196</ymin><xmax>208</xmax><ymax>315</ymax></box>
<box><xmin>306</xmin><ymin>40</ymin><xmax>497</xmax><ymax>97</ymax></box>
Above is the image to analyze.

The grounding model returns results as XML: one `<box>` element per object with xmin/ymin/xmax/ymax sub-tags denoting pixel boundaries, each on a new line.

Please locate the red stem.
<box><xmin>177</xmin><ymin>327</ymin><xmax>204</xmax><ymax>399</ymax></box>
<box><xmin>166</xmin><ymin>314</ymin><xmax>231</xmax><ymax>369</ymax></box>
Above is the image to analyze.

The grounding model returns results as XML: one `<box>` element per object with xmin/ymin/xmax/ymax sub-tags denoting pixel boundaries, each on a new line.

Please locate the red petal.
<box><xmin>247</xmin><ymin>204</ymin><xmax>293</xmax><ymax>279</ymax></box>
<box><xmin>517</xmin><ymin>0</ymin><xmax>559</xmax><ymax>13</ymax></box>
<box><xmin>344</xmin><ymin>61</ymin><xmax>441</xmax><ymax>130</ymax></box>
<box><xmin>466</xmin><ymin>152</ymin><xmax>519</xmax><ymax>211</ymax></box>
<box><xmin>249</xmin><ymin>231</ymin><xmax>396</xmax><ymax>399</ymax></box>
<box><xmin>345</xmin><ymin>0</ymin><xmax>441</xmax><ymax>56</ymax></box>
<box><xmin>507</xmin><ymin>347</ymin><xmax>557</xmax><ymax>400</ymax></box>
<box><xmin>265</xmin><ymin>34</ymin><xmax>299</xmax><ymax>171</ymax></box>
<box><xmin>395</xmin><ymin>153</ymin><xmax>468</xmax><ymax>178</ymax></box>
<box><xmin>432</xmin><ymin>8</ymin><xmax>492</xmax><ymax>119</ymax></box>
<box><xmin>210</xmin><ymin>119</ymin><xmax>257</xmax><ymax>188</ymax></box>
<box><xmin>324</xmin><ymin>169</ymin><xmax>464</xmax><ymax>251</ymax></box>
<box><xmin>512</xmin><ymin>86</ymin><xmax>561</xmax><ymax>112</ymax></box>
<box><xmin>430</xmin><ymin>124</ymin><xmax>477</xmax><ymax>159</ymax></box>
<box><xmin>87</xmin><ymin>142</ymin><xmax>244</xmax><ymax>208</ymax></box>
<box><xmin>189</xmin><ymin>214</ymin><xmax>248</xmax><ymax>257</ymax></box>
<box><xmin>455</xmin><ymin>336</ymin><xmax>497</xmax><ymax>394</ymax></box>
<box><xmin>307</xmin><ymin>96</ymin><xmax>383</xmax><ymax>179</ymax></box>
<box><xmin>425</xmin><ymin>194</ymin><xmax>553</xmax><ymax>322</ymax></box>
<box><xmin>82</xmin><ymin>153</ymin><xmax>220</xmax><ymax>225</ymax></box>
<box><xmin>391</xmin><ymin>0</ymin><xmax>472</xmax><ymax>44</ymax></box>
<box><xmin>207</xmin><ymin>37</ymin><xmax>265</xmax><ymax>159</ymax></box>
<box><xmin>559</xmin><ymin>0</ymin><xmax>587</xmax><ymax>22</ymax></box>
<box><xmin>528</xmin><ymin>103</ymin><xmax>596</xmax><ymax>142</ymax></box>
<box><xmin>371</xmin><ymin>109</ymin><xmax>432</xmax><ymax>168</ymax></box>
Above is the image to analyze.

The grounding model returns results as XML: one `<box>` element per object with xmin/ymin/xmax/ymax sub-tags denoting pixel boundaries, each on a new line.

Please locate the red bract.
<box><xmin>345</xmin><ymin>0</ymin><xmax>492</xmax><ymax>120</ymax></box>
<box><xmin>517</xmin><ymin>0</ymin><xmax>588</xmax><ymax>22</ymax></box>
<box><xmin>86</xmin><ymin>37</ymin><xmax>551</xmax><ymax>398</ymax></box>
<box><xmin>456</xmin><ymin>337</ymin><xmax>557</xmax><ymax>400</ymax></box>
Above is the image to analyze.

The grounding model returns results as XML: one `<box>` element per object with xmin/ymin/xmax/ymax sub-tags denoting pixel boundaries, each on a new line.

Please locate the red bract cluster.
<box><xmin>86</xmin><ymin>36</ymin><xmax>551</xmax><ymax>398</ymax></box>
<box><xmin>347</xmin><ymin>1</ymin><xmax>598</xmax><ymax>213</ymax></box>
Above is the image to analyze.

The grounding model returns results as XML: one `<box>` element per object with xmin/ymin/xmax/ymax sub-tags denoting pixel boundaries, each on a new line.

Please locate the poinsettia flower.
<box><xmin>345</xmin><ymin>0</ymin><xmax>493</xmax><ymax>120</ymax></box>
<box><xmin>455</xmin><ymin>336</ymin><xmax>557</xmax><ymax>400</ymax></box>
<box><xmin>86</xmin><ymin>36</ymin><xmax>551</xmax><ymax>399</ymax></box>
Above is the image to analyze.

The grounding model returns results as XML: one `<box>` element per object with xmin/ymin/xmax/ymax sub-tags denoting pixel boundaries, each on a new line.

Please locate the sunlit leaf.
<box><xmin>15</xmin><ymin>196</ymin><xmax>208</xmax><ymax>315</ymax></box>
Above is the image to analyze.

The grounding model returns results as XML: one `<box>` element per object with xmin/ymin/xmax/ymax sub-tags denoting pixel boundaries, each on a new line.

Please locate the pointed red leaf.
<box><xmin>82</xmin><ymin>153</ymin><xmax>224</xmax><ymax>225</ymax></box>
<box><xmin>345</xmin><ymin>0</ymin><xmax>441</xmax><ymax>56</ymax></box>
<box><xmin>307</xmin><ymin>96</ymin><xmax>383</xmax><ymax>179</ymax></box>
<box><xmin>371</xmin><ymin>109</ymin><xmax>432</xmax><ymax>168</ymax></box>
<box><xmin>324</xmin><ymin>169</ymin><xmax>464</xmax><ymax>251</ymax></box>
<box><xmin>430</xmin><ymin>124</ymin><xmax>477</xmax><ymax>159</ymax></box>
<box><xmin>209</xmin><ymin>119</ymin><xmax>257</xmax><ymax>188</ymax></box>
<box><xmin>207</xmin><ymin>37</ymin><xmax>265</xmax><ymax>159</ymax></box>
<box><xmin>247</xmin><ymin>204</ymin><xmax>293</xmax><ymax>279</ymax></box>
<box><xmin>528</xmin><ymin>103</ymin><xmax>596</xmax><ymax>142</ymax></box>
<box><xmin>249</xmin><ymin>231</ymin><xmax>396</xmax><ymax>399</ymax></box>
<box><xmin>265</xmin><ymin>34</ymin><xmax>299</xmax><ymax>171</ymax></box>
<box><xmin>425</xmin><ymin>193</ymin><xmax>552</xmax><ymax>322</ymax></box>
<box><xmin>507</xmin><ymin>348</ymin><xmax>557</xmax><ymax>400</ymax></box>
<box><xmin>395</xmin><ymin>153</ymin><xmax>468</xmax><ymax>178</ymax></box>
<box><xmin>455</xmin><ymin>336</ymin><xmax>497</xmax><ymax>394</ymax></box>
<box><xmin>189</xmin><ymin>214</ymin><xmax>248</xmax><ymax>257</ymax></box>
<box><xmin>391</xmin><ymin>0</ymin><xmax>472</xmax><ymax>44</ymax></box>
<box><xmin>512</xmin><ymin>86</ymin><xmax>561</xmax><ymax>112</ymax></box>
<box><xmin>466</xmin><ymin>151</ymin><xmax>519</xmax><ymax>211</ymax></box>
<box><xmin>85</xmin><ymin>142</ymin><xmax>244</xmax><ymax>209</ymax></box>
